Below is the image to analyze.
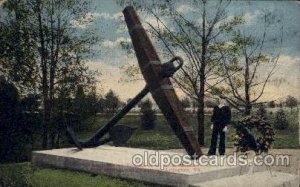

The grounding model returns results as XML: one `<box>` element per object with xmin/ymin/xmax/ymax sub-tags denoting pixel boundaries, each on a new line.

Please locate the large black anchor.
<box><xmin>67</xmin><ymin>57</ymin><xmax>183</xmax><ymax>150</ymax></box>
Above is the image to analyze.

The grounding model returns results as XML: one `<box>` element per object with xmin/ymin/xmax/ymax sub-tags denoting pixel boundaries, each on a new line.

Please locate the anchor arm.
<box><xmin>80</xmin><ymin>86</ymin><xmax>150</xmax><ymax>147</ymax></box>
<box><xmin>67</xmin><ymin>86</ymin><xmax>149</xmax><ymax>149</ymax></box>
<box><xmin>66</xmin><ymin>57</ymin><xmax>184</xmax><ymax>149</ymax></box>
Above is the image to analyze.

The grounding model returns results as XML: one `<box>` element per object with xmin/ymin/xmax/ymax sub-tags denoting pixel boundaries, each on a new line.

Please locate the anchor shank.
<box><xmin>123</xmin><ymin>6</ymin><xmax>203</xmax><ymax>157</ymax></box>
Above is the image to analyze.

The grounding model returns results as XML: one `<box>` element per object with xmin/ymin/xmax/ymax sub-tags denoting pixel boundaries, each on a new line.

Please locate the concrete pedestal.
<box><xmin>32</xmin><ymin>146</ymin><xmax>299</xmax><ymax>187</ymax></box>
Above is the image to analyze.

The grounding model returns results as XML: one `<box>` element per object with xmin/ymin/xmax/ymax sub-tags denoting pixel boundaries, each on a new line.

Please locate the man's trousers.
<box><xmin>208</xmin><ymin>128</ymin><xmax>225</xmax><ymax>155</ymax></box>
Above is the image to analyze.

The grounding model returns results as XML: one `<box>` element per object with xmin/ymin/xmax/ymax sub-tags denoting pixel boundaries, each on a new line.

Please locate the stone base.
<box><xmin>32</xmin><ymin>146</ymin><xmax>299</xmax><ymax>187</ymax></box>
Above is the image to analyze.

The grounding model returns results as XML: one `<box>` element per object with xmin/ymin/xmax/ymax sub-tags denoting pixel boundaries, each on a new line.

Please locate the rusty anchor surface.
<box><xmin>123</xmin><ymin>6</ymin><xmax>202</xmax><ymax>157</ymax></box>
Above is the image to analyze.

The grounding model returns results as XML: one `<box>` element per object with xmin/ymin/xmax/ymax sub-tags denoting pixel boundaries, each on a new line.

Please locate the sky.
<box><xmin>2</xmin><ymin>0</ymin><xmax>299</xmax><ymax>102</ymax></box>
<box><xmin>82</xmin><ymin>0</ymin><xmax>299</xmax><ymax>102</ymax></box>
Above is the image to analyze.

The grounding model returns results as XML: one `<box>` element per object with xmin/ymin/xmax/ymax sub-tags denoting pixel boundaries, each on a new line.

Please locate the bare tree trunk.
<box><xmin>244</xmin><ymin>88</ymin><xmax>251</xmax><ymax>115</ymax></box>
<box><xmin>36</xmin><ymin>0</ymin><xmax>49</xmax><ymax>149</ymax></box>
<box><xmin>244</xmin><ymin>102</ymin><xmax>252</xmax><ymax>115</ymax></box>
<box><xmin>42</xmin><ymin>95</ymin><xmax>49</xmax><ymax>149</ymax></box>
<box><xmin>55</xmin><ymin>135</ymin><xmax>60</xmax><ymax>148</ymax></box>
<box><xmin>244</xmin><ymin>57</ymin><xmax>251</xmax><ymax>115</ymax></box>
<box><xmin>49</xmin><ymin>1</ymin><xmax>56</xmax><ymax>148</ymax></box>
<box><xmin>196</xmin><ymin>0</ymin><xmax>207</xmax><ymax>146</ymax></box>
<box><xmin>197</xmin><ymin>64</ymin><xmax>206</xmax><ymax>145</ymax></box>
<box><xmin>197</xmin><ymin>99</ymin><xmax>205</xmax><ymax>145</ymax></box>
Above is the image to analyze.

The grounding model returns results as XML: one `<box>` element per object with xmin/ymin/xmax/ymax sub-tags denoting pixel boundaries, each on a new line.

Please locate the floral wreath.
<box><xmin>233</xmin><ymin>115</ymin><xmax>275</xmax><ymax>154</ymax></box>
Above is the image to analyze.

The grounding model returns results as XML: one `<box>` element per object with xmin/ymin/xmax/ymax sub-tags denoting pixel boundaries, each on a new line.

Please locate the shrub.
<box><xmin>140</xmin><ymin>99</ymin><xmax>156</xmax><ymax>130</ymax></box>
<box><xmin>0</xmin><ymin>163</ymin><xmax>34</xmax><ymax>187</ymax></box>
<box><xmin>285</xmin><ymin>95</ymin><xmax>298</xmax><ymax>113</ymax></box>
<box><xmin>256</xmin><ymin>104</ymin><xmax>267</xmax><ymax>118</ymax></box>
<box><xmin>268</xmin><ymin>101</ymin><xmax>276</xmax><ymax>108</ymax></box>
<box><xmin>205</xmin><ymin>100</ymin><xmax>218</xmax><ymax>108</ymax></box>
<box><xmin>180</xmin><ymin>97</ymin><xmax>190</xmax><ymax>109</ymax></box>
<box><xmin>0</xmin><ymin>77</ymin><xmax>40</xmax><ymax>163</ymax></box>
<box><xmin>274</xmin><ymin>108</ymin><xmax>289</xmax><ymax>130</ymax></box>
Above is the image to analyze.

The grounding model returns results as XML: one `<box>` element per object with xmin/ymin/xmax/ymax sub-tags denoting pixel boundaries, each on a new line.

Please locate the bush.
<box><xmin>140</xmin><ymin>99</ymin><xmax>156</xmax><ymax>130</ymax></box>
<box><xmin>285</xmin><ymin>95</ymin><xmax>298</xmax><ymax>112</ymax></box>
<box><xmin>274</xmin><ymin>108</ymin><xmax>289</xmax><ymax>130</ymax></box>
<box><xmin>102</xmin><ymin>89</ymin><xmax>121</xmax><ymax>113</ymax></box>
<box><xmin>256</xmin><ymin>104</ymin><xmax>267</xmax><ymax>118</ymax></box>
<box><xmin>0</xmin><ymin>163</ymin><xmax>34</xmax><ymax>187</ymax></box>
<box><xmin>0</xmin><ymin>77</ymin><xmax>40</xmax><ymax>163</ymax></box>
<box><xmin>205</xmin><ymin>100</ymin><xmax>218</xmax><ymax>108</ymax></box>
<box><xmin>180</xmin><ymin>97</ymin><xmax>190</xmax><ymax>109</ymax></box>
<box><xmin>268</xmin><ymin>101</ymin><xmax>276</xmax><ymax>108</ymax></box>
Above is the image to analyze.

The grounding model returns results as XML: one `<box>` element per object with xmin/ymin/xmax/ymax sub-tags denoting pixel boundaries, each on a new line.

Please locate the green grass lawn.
<box><xmin>0</xmin><ymin>163</ymin><xmax>164</xmax><ymax>187</ymax></box>
<box><xmin>74</xmin><ymin>110</ymin><xmax>299</xmax><ymax>150</ymax></box>
<box><xmin>1</xmin><ymin>109</ymin><xmax>298</xmax><ymax>187</ymax></box>
<box><xmin>270</xmin><ymin>110</ymin><xmax>299</xmax><ymax>148</ymax></box>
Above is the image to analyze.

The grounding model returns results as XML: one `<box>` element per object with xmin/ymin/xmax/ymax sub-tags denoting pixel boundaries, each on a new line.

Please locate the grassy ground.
<box><xmin>269</xmin><ymin>110</ymin><xmax>299</xmax><ymax>148</ymax></box>
<box><xmin>0</xmin><ymin>163</ymin><xmax>164</xmax><ymax>187</ymax></box>
<box><xmin>1</xmin><ymin>109</ymin><xmax>298</xmax><ymax>187</ymax></box>
<box><xmin>76</xmin><ymin>109</ymin><xmax>299</xmax><ymax>150</ymax></box>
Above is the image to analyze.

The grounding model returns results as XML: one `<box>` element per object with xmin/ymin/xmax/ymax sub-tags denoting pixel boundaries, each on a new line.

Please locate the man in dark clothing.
<box><xmin>208</xmin><ymin>105</ymin><xmax>231</xmax><ymax>155</ymax></box>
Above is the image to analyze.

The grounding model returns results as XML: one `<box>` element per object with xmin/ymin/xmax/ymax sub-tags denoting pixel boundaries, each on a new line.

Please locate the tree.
<box><xmin>119</xmin><ymin>0</ymin><xmax>239</xmax><ymax>145</ymax></box>
<box><xmin>0</xmin><ymin>76</ymin><xmax>40</xmax><ymax>162</ymax></box>
<box><xmin>0</xmin><ymin>76</ymin><xmax>21</xmax><ymax>162</ymax></box>
<box><xmin>140</xmin><ymin>99</ymin><xmax>156</xmax><ymax>130</ymax></box>
<box><xmin>268</xmin><ymin>101</ymin><xmax>276</xmax><ymax>108</ymax></box>
<box><xmin>274</xmin><ymin>107</ymin><xmax>289</xmax><ymax>130</ymax></box>
<box><xmin>0</xmin><ymin>0</ymin><xmax>38</xmax><ymax>93</ymax></box>
<box><xmin>285</xmin><ymin>95</ymin><xmax>298</xmax><ymax>112</ymax></box>
<box><xmin>256</xmin><ymin>104</ymin><xmax>267</xmax><ymax>118</ymax></box>
<box><xmin>104</xmin><ymin>89</ymin><xmax>121</xmax><ymax>113</ymax></box>
<box><xmin>1</xmin><ymin>0</ymin><xmax>99</xmax><ymax>148</ymax></box>
<box><xmin>212</xmin><ymin>12</ymin><xmax>282</xmax><ymax>115</ymax></box>
<box><xmin>180</xmin><ymin>97</ymin><xmax>190</xmax><ymax>109</ymax></box>
<box><xmin>67</xmin><ymin>85</ymin><xmax>99</xmax><ymax>132</ymax></box>
<box><xmin>191</xmin><ymin>100</ymin><xmax>198</xmax><ymax>113</ymax></box>
<box><xmin>205</xmin><ymin>99</ymin><xmax>218</xmax><ymax>108</ymax></box>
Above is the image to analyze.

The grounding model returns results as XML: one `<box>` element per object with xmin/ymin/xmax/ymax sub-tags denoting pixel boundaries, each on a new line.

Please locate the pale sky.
<box><xmin>83</xmin><ymin>1</ymin><xmax>299</xmax><ymax>102</ymax></box>
<box><xmin>2</xmin><ymin>0</ymin><xmax>299</xmax><ymax>101</ymax></box>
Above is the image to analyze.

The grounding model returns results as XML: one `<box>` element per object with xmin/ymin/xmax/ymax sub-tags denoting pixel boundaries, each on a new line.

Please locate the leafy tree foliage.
<box><xmin>285</xmin><ymin>95</ymin><xmax>298</xmax><ymax>112</ymax></box>
<box><xmin>256</xmin><ymin>104</ymin><xmax>267</xmax><ymax>118</ymax></box>
<box><xmin>0</xmin><ymin>0</ymin><xmax>99</xmax><ymax>148</ymax></box>
<box><xmin>180</xmin><ymin>97</ymin><xmax>190</xmax><ymax>109</ymax></box>
<box><xmin>0</xmin><ymin>77</ymin><xmax>41</xmax><ymax>162</ymax></box>
<box><xmin>0</xmin><ymin>163</ymin><xmax>34</xmax><ymax>187</ymax></box>
<box><xmin>212</xmin><ymin>12</ymin><xmax>282</xmax><ymax>115</ymax></box>
<box><xmin>140</xmin><ymin>99</ymin><xmax>156</xmax><ymax>130</ymax></box>
<box><xmin>103</xmin><ymin>89</ymin><xmax>121</xmax><ymax>113</ymax></box>
<box><xmin>268</xmin><ymin>101</ymin><xmax>276</xmax><ymax>108</ymax></box>
<box><xmin>205</xmin><ymin>100</ymin><xmax>218</xmax><ymax>108</ymax></box>
<box><xmin>274</xmin><ymin>107</ymin><xmax>289</xmax><ymax>130</ymax></box>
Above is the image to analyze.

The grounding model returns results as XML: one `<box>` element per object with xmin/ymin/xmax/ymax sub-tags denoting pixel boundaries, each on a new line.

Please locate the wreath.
<box><xmin>233</xmin><ymin>115</ymin><xmax>275</xmax><ymax>154</ymax></box>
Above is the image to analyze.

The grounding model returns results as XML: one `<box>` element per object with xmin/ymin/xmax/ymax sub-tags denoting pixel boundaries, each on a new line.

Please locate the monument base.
<box><xmin>32</xmin><ymin>146</ymin><xmax>299</xmax><ymax>187</ymax></box>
